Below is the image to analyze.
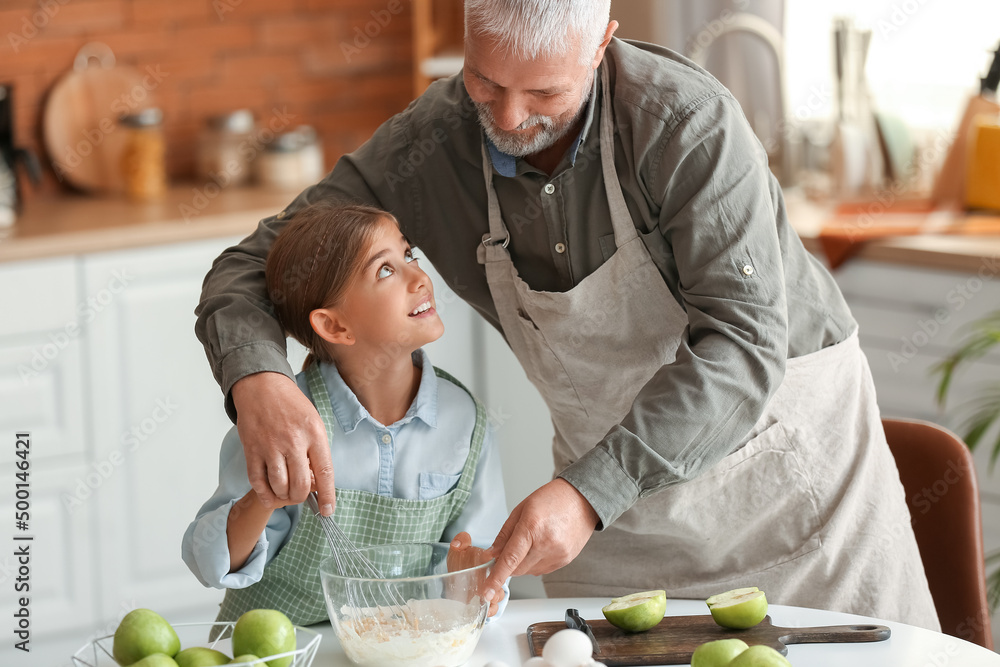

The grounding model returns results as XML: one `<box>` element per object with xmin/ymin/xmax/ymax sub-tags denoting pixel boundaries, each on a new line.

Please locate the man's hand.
<box><xmin>483</xmin><ymin>478</ymin><xmax>599</xmax><ymax>604</ymax></box>
<box><xmin>447</xmin><ymin>532</ymin><xmax>500</xmax><ymax>616</ymax></box>
<box><xmin>231</xmin><ymin>371</ymin><xmax>336</xmax><ymax>514</ymax></box>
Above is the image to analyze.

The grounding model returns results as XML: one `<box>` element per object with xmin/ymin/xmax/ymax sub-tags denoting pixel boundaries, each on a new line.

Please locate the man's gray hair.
<box><xmin>465</xmin><ymin>0</ymin><xmax>612</xmax><ymax>66</ymax></box>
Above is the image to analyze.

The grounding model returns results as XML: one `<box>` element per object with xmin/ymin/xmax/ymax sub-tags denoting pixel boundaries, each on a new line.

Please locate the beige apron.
<box><xmin>476</xmin><ymin>64</ymin><xmax>939</xmax><ymax>630</ymax></box>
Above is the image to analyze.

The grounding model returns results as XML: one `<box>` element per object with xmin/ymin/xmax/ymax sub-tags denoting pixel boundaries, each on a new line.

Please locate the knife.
<box><xmin>565</xmin><ymin>608</ymin><xmax>600</xmax><ymax>656</ymax></box>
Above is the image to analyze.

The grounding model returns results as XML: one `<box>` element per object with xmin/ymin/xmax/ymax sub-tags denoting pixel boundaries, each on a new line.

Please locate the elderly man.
<box><xmin>196</xmin><ymin>0</ymin><xmax>939</xmax><ymax>628</ymax></box>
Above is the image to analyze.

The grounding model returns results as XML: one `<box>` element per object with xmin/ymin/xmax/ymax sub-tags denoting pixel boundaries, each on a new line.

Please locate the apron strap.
<box><xmin>597</xmin><ymin>61</ymin><xmax>639</xmax><ymax>249</ymax></box>
<box><xmin>480</xmin><ymin>140</ymin><xmax>510</xmax><ymax>248</ymax></box>
<box><xmin>432</xmin><ymin>366</ymin><xmax>488</xmax><ymax>496</ymax></box>
<box><xmin>306</xmin><ymin>362</ymin><xmax>335</xmax><ymax>448</ymax></box>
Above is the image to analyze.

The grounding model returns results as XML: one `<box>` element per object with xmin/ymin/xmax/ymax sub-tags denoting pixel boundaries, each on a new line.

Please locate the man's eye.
<box><xmin>377</xmin><ymin>265</ymin><xmax>393</xmax><ymax>279</ymax></box>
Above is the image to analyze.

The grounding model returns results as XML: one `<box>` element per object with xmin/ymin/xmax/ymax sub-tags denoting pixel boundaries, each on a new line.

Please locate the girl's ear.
<box><xmin>310</xmin><ymin>307</ymin><xmax>355</xmax><ymax>346</ymax></box>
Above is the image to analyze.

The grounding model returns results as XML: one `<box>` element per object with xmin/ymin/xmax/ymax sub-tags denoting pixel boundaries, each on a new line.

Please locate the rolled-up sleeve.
<box><xmin>181</xmin><ymin>426</ymin><xmax>299</xmax><ymax>588</ymax></box>
<box><xmin>559</xmin><ymin>94</ymin><xmax>788</xmax><ymax>528</ymax></box>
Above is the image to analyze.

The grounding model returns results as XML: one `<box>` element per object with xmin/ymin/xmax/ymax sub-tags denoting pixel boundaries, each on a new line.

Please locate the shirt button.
<box><xmin>743</xmin><ymin>264</ymin><xmax>755</xmax><ymax>276</ymax></box>
<box><xmin>554</xmin><ymin>242</ymin><xmax>566</xmax><ymax>254</ymax></box>
<box><xmin>543</xmin><ymin>183</ymin><xmax>555</xmax><ymax>195</ymax></box>
<box><xmin>381</xmin><ymin>433</ymin><xmax>391</xmax><ymax>444</ymax></box>
<box><xmin>276</xmin><ymin>210</ymin><xmax>286</xmax><ymax>219</ymax></box>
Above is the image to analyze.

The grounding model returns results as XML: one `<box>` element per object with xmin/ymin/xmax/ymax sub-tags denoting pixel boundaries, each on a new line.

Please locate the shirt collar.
<box><xmin>318</xmin><ymin>348</ymin><xmax>439</xmax><ymax>432</ymax></box>
<box><xmin>485</xmin><ymin>65</ymin><xmax>600</xmax><ymax>178</ymax></box>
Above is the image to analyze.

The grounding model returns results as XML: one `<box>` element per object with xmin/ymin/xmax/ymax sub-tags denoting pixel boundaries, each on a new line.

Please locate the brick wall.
<box><xmin>0</xmin><ymin>0</ymin><xmax>416</xmax><ymax>197</ymax></box>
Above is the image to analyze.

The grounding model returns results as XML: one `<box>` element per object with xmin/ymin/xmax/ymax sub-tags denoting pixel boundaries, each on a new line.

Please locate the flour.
<box><xmin>334</xmin><ymin>597</ymin><xmax>485</xmax><ymax>667</ymax></box>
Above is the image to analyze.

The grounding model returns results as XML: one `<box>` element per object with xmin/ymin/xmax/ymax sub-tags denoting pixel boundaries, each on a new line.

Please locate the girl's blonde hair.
<box><xmin>265</xmin><ymin>202</ymin><xmax>395</xmax><ymax>369</ymax></box>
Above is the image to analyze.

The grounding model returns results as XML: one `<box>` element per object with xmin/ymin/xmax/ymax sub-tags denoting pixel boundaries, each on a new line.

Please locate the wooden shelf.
<box><xmin>412</xmin><ymin>0</ymin><xmax>465</xmax><ymax>95</ymax></box>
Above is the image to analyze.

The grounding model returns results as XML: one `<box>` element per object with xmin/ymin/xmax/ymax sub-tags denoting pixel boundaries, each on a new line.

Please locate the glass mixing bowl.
<box><xmin>319</xmin><ymin>542</ymin><xmax>493</xmax><ymax>667</ymax></box>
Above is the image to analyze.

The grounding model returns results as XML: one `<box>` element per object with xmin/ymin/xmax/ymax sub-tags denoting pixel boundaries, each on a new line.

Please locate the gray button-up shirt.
<box><xmin>195</xmin><ymin>38</ymin><xmax>856</xmax><ymax>529</ymax></box>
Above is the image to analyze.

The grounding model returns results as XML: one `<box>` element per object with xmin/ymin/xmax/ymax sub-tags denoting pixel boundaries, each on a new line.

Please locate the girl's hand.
<box><xmin>447</xmin><ymin>532</ymin><xmax>502</xmax><ymax>616</ymax></box>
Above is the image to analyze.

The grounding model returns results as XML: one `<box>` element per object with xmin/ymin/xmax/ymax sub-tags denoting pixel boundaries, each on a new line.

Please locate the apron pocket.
<box><xmin>613</xmin><ymin>422</ymin><xmax>823</xmax><ymax>584</ymax></box>
<box><xmin>511</xmin><ymin>307</ymin><xmax>589</xmax><ymax>418</ymax></box>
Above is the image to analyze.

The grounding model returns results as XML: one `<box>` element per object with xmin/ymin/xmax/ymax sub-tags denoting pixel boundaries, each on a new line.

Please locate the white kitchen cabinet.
<box><xmin>81</xmin><ymin>236</ymin><xmax>245</xmax><ymax>624</ymax></box>
<box><xmin>0</xmin><ymin>258</ymin><xmax>99</xmax><ymax>667</ymax></box>
<box><xmin>830</xmin><ymin>259</ymin><xmax>1000</xmax><ymax>647</ymax></box>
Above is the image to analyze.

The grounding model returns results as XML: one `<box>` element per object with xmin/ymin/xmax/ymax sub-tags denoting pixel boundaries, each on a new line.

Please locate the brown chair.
<box><xmin>882</xmin><ymin>417</ymin><xmax>994</xmax><ymax>649</ymax></box>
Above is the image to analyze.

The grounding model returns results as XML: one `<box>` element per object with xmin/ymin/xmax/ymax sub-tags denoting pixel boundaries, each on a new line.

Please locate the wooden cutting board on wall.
<box><xmin>43</xmin><ymin>42</ymin><xmax>150</xmax><ymax>193</ymax></box>
<box><xmin>527</xmin><ymin>614</ymin><xmax>890</xmax><ymax>665</ymax></box>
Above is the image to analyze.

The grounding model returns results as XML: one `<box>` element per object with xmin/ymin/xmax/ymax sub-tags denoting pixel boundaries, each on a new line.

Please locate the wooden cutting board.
<box><xmin>43</xmin><ymin>42</ymin><xmax>149</xmax><ymax>193</ymax></box>
<box><xmin>527</xmin><ymin>614</ymin><xmax>890</xmax><ymax>665</ymax></box>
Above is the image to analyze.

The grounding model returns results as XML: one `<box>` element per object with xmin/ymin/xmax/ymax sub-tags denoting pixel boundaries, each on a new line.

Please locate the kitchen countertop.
<box><xmin>784</xmin><ymin>191</ymin><xmax>1000</xmax><ymax>274</ymax></box>
<box><xmin>0</xmin><ymin>185</ymin><xmax>293</xmax><ymax>263</ymax></box>
<box><xmin>304</xmin><ymin>597</ymin><xmax>1000</xmax><ymax>666</ymax></box>
<box><xmin>2</xmin><ymin>184</ymin><xmax>999</xmax><ymax>274</ymax></box>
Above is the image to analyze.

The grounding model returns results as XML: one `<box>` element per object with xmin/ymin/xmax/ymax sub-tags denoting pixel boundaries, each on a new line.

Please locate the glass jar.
<box><xmin>196</xmin><ymin>109</ymin><xmax>255</xmax><ymax>187</ymax></box>
<box><xmin>255</xmin><ymin>126</ymin><xmax>325</xmax><ymax>191</ymax></box>
<box><xmin>120</xmin><ymin>108</ymin><xmax>166</xmax><ymax>201</ymax></box>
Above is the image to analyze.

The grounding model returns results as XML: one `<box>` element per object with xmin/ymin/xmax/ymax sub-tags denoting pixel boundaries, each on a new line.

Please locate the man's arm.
<box><xmin>558</xmin><ymin>93</ymin><xmax>789</xmax><ymax>528</ymax></box>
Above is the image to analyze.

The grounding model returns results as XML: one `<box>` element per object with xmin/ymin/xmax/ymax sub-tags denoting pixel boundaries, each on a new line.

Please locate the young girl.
<box><xmin>182</xmin><ymin>202</ymin><xmax>508</xmax><ymax>625</ymax></box>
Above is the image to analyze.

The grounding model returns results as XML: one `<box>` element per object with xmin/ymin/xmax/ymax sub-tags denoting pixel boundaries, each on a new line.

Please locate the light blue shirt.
<box><xmin>182</xmin><ymin>349</ymin><xmax>509</xmax><ymax>611</ymax></box>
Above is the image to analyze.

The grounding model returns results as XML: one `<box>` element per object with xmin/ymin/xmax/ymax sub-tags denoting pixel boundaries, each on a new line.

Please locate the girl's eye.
<box><xmin>405</xmin><ymin>249</ymin><xmax>418</xmax><ymax>263</ymax></box>
<box><xmin>377</xmin><ymin>264</ymin><xmax>393</xmax><ymax>279</ymax></box>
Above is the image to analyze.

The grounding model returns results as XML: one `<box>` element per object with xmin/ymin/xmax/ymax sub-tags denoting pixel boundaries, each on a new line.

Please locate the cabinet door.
<box><xmin>0</xmin><ymin>459</ymin><xmax>99</xmax><ymax>667</ymax></box>
<box><xmin>83</xmin><ymin>237</ymin><xmax>244</xmax><ymax>621</ymax></box>
<box><xmin>0</xmin><ymin>257</ymin><xmax>98</xmax><ymax>656</ymax></box>
<box><xmin>0</xmin><ymin>258</ymin><xmax>86</xmax><ymax>464</ymax></box>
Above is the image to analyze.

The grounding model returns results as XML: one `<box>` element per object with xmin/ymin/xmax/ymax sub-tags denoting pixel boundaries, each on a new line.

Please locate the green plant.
<box><xmin>934</xmin><ymin>309</ymin><xmax>1000</xmax><ymax>611</ymax></box>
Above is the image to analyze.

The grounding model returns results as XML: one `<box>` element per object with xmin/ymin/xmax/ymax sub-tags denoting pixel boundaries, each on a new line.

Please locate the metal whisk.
<box><xmin>306</xmin><ymin>492</ymin><xmax>410</xmax><ymax>628</ymax></box>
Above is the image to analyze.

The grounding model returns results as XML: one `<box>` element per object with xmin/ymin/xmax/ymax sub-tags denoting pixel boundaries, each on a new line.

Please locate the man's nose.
<box><xmin>491</xmin><ymin>94</ymin><xmax>531</xmax><ymax>132</ymax></box>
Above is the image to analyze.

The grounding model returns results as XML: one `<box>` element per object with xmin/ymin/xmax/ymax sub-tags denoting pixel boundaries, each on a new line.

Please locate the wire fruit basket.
<box><xmin>71</xmin><ymin>621</ymin><xmax>322</xmax><ymax>667</ymax></box>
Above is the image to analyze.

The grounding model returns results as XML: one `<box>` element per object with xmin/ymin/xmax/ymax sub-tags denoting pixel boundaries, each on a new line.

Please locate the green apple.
<box><xmin>113</xmin><ymin>609</ymin><xmax>181</xmax><ymax>665</ymax></box>
<box><xmin>601</xmin><ymin>590</ymin><xmax>667</xmax><ymax>632</ymax></box>
<box><xmin>230</xmin><ymin>656</ymin><xmax>262</xmax><ymax>665</ymax></box>
<box><xmin>706</xmin><ymin>587</ymin><xmax>768</xmax><ymax>629</ymax></box>
<box><xmin>130</xmin><ymin>655</ymin><xmax>180</xmax><ymax>667</ymax></box>
<box><xmin>231</xmin><ymin>610</ymin><xmax>296</xmax><ymax>667</ymax></box>
<box><xmin>691</xmin><ymin>638</ymin><xmax>750</xmax><ymax>667</ymax></box>
<box><xmin>175</xmin><ymin>647</ymin><xmax>231</xmax><ymax>667</ymax></box>
<box><xmin>727</xmin><ymin>644</ymin><xmax>791</xmax><ymax>666</ymax></box>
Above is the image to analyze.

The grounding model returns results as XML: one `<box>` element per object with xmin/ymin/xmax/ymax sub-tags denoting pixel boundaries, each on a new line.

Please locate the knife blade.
<box><xmin>564</xmin><ymin>607</ymin><xmax>600</xmax><ymax>656</ymax></box>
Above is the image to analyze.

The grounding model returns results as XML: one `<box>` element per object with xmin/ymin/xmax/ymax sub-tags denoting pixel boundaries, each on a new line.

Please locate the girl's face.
<box><xmin>318</xmin><ymin>218</ymin><xmax>444</xmax><ymax>354</ymax></box>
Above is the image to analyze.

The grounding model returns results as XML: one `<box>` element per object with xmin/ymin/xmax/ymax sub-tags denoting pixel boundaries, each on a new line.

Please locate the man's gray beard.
<box><xmin>475</xmin><ymin>78</ymin><xmax>592</xmax><ymax>157</ymax></box>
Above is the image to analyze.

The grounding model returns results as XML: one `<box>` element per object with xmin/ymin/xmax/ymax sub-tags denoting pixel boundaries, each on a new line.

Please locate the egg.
<box><xmin>522</xmin><ymin>659</ymin><xmax>551</xmax><ymax>667</ymax></box>
<box><xmin>482</xmin><ymin>662</ymin><xmax>511</xmax><ymax>667</ymax></box>
<box><xmin>541</xmin><ymin>628</ymin><xmax>594</xmax><ymax>667</ymax></box>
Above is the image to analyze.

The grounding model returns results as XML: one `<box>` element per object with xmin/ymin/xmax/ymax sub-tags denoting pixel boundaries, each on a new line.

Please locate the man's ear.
<box><xmin>591</xmin><ymin>20</ymin><xmax>619</xmax><ymax>70</ymax></box>
<box><xmin>310</xmin><ymin>307</ymin><xmax>354</xmax><ymax>346</ymax></box>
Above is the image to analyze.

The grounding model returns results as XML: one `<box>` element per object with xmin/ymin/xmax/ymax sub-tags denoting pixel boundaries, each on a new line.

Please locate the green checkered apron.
<box><xmin>214</xmin><ymin>362</ymin><xmax>487</xmax><ymax>628</ymax></box>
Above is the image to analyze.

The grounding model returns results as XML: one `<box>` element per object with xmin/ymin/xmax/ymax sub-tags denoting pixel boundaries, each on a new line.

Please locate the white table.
<box><xmin>311</xmin><ymin>597</ymin><xmax>1000</xmax><ymax>666</ymax></box>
